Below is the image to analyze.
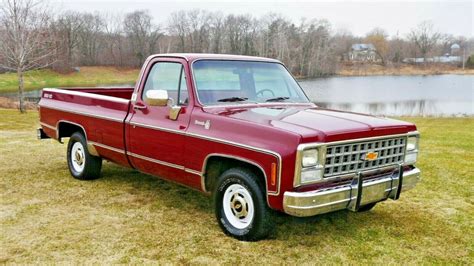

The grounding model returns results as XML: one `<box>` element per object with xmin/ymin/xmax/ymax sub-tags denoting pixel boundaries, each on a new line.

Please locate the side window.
<box><xmin>143</xmin><ymin>62</ymin><xmax>189</xmax><ymax>106</ymax></box>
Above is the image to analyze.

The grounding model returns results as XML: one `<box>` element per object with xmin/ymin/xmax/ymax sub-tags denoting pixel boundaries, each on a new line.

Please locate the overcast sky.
<box><xmin>53</xmin><ymin>0</ymin><xmax>473</xmax><ymax>37</ymax></box>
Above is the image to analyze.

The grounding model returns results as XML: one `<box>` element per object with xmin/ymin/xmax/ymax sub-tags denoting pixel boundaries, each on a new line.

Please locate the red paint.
<box><xmin>38</xmin><ymin>53</ymin><xmax>417</xmax><ymax>211</ymax></box>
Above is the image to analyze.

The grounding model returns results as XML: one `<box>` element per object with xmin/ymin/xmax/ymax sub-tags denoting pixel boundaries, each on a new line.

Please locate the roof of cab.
<box><xmin>149</xmin><ymin>53</ymin><xmax>281</xmax><ymax>63</ymax></box>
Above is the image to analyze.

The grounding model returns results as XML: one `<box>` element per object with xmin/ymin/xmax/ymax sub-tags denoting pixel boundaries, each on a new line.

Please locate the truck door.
<box><xmin>126</xmin><ymin>58</ymin><xmax>192</xmax><ymax>183</ymax></box>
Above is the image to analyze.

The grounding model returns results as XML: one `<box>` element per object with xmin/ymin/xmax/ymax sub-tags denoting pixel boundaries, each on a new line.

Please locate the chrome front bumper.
<box><xmin>283</xmin><ymin>167</ymin><xmax>421</xmax><ymax>217</ymax></box>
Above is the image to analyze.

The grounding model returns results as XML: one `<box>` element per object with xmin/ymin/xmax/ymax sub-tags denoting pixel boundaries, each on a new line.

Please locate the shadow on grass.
<box><xmin>92</xmin><ymin>162</ymin><xmax>445</xmax><ymax>243</ymax></box>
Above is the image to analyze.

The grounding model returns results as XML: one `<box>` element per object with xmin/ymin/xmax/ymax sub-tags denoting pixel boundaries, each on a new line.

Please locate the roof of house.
<box><xmin>351</xmin><ymin>43</ymin><xmax>376</xmax><ymax>51</ymax></box>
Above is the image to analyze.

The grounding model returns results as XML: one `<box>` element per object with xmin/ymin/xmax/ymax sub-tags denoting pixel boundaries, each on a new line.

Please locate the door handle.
<box><xmin>133</xmin><ymin>104</ymin><xmax>147</xmax><ymax>111</ymax></box>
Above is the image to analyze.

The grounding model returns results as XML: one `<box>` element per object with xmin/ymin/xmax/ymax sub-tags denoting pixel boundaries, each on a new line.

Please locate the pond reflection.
<box><xmin>300</xmin><ymin>75</ymin><xmax>473</xmax><ymax>116</ymax></box>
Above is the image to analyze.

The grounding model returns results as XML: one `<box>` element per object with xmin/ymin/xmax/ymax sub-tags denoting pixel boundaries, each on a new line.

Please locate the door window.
<box><xmin>143</xmin><ymin>62</ymin><xmax>189</xmax><ymax>106</ymax></box>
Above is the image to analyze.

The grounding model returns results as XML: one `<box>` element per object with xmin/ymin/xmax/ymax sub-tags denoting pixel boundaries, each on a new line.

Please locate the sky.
<box><xmin>53</xmin><ymin>0</ymin><xmax>473</xmax><ymax>38</ymax></box>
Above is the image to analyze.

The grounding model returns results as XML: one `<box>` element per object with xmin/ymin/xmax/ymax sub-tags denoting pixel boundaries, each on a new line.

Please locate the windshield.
<box><xmin>192</xmin><ymin>60</ymin><xmax>310</xmax><ymax>105</ymax></box>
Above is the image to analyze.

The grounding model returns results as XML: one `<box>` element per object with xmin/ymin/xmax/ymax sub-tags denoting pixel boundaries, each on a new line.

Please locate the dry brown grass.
<box><xmin>1</xmin><ymin>110</ymin><xmax>473</xmax><ymax>264</ymax></box>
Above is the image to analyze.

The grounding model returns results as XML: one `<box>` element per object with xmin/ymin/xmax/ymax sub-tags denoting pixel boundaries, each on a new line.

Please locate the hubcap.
<box><xmin>222</xmin><ymin>184</ymin><xmax>254</xmax><ymax>229</ymax></box>
<box><xmin>71</xmin><ymin>142</ymin><xmax>85</xmax><ymax>172</ymax></box>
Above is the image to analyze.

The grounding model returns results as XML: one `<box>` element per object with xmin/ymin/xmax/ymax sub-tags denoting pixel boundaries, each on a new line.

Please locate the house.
<box><xmin>348</xmin><ymin>43</ymin><xmax>377</xmax><ymax>62</ymax></box>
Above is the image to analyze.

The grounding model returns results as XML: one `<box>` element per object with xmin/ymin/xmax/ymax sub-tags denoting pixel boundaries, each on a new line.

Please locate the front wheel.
<box><xmin>214</xmin><ymin>168</ymin><xmax>274</xmax><ymax>241</ymax></box>
<box><xmin>67</xmin><ymin>132</ymin><xmax>102</xmax><ymax>180</ymax></box>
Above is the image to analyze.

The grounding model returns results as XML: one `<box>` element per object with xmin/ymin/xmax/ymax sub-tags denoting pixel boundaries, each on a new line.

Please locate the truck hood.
<box><xmin>204</xmin><ymin>104</ymin><xmax>417</xmax><ymax>142</ymax></box>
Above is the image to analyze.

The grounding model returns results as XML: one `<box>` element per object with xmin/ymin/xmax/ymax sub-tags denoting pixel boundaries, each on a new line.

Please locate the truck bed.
<box><xmin>38</xmin><ymin>87</ymin><xmax>134</xmax><ymax>166</ymax></box>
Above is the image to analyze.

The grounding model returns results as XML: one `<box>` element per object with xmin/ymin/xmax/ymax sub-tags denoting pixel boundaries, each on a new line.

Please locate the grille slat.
<box><xmin>323</xmin><ymin>137</ymin><xmax>406</xmax><ymax>178</ymax></box>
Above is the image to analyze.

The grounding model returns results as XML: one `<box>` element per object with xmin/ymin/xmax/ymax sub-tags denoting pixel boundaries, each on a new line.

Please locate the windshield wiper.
<box><xmin>265</xmin><ymin>96</ymin><xmax>290</xmax><ymax>102</ymax></box>
<box><xmin>217</xmin><ymin>97</ymin><xmax>249</xmax><ymax>102</ymax></box>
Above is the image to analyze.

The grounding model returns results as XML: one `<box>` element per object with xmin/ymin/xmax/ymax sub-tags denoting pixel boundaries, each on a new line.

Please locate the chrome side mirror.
<box><xmin>144</xmin><ymin>90</ymin><xmax>168</xmax><ymax>106</ymax></box>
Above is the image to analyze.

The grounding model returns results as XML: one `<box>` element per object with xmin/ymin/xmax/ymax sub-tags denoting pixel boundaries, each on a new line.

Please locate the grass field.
<box><xmin>1</xmin><ymin>109</ymin><xmax>473</xmax><ymax>264</ymax></box>
<box><xmin>0</xmin><ymin>67</ymin><xmax>139</xmax><ymax>93</ymax></box>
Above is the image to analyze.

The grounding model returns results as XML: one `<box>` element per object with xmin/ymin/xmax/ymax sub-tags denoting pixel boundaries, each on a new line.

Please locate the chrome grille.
<box><xmin>324</xmin><ymin>137</ymin><xmax>406</xmax><ymax>177</ymax></box>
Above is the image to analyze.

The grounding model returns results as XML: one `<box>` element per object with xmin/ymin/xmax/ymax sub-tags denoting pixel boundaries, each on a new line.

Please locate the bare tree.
<box><xmin>0</xmin><ymin>0</ymin><xmax>56</xmax><ymax>112</ymax></box>
<box><xmin>54</xmin><ymin>11</ymin><xmax>84</xmax><ymax>71</ymax></box>
<box><xmin>365</xmin><ymin>28</ymin><xmax>389</xmax><ymax>65</ymax></box>
<box><xmin>124</xmin><ymin>10</ymin><xmax>161</xmax><ymax>66</ymax></box>
<box><xmin>409</xmin><ymin>21</ymin><xmax>441</xmax><ymax>61</ymax></box>
<box><xmin>77</xmin><ymin>12</ymin><xmax>104</xmax><ymax>65</ymax></box>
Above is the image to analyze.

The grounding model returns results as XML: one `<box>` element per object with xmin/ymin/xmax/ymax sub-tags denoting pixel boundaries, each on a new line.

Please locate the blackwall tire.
<box><xmin>67</xmin><ymin>132</ymin><xmax>102</xmax><ymax>180</ymax></box>
<box><xmin>214</xmin><ymin>167</ymin><xmax>274</xmax><ymax>241</ymax></box>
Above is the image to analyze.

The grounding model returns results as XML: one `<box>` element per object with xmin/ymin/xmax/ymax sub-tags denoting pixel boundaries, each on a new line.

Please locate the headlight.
<box><xmin>302</xmin><ymin>149</ymin><xmax>318</xmax><ymax>167</ymax></box>
<box><xmin>295</xmin><ymin>147</ymin><xmax>326</xmax><ymax>186</ymax></box>
<box><xmin>300</xmin><ymin>168</ymin><xmax>323</xmax><ymax>183</ymax></box>
<box><xmin>407</xmin><ymin>136</ymin><xmax>418</xmax><ymax>151</ymax></box>
<box><xmin>405</xmin><ymin>135</ymin><xmax>419</xmax><ymax>164</ymax></box>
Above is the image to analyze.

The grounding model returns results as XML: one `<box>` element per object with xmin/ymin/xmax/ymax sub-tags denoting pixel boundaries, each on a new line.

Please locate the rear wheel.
<box><xmin>67</xmin><ymin>132</ymin><xmax>102</xmax><ymax>180</ymax></box>
<box><xmin>214</xmin><ymin>167</ymin><xmax>274</xmax><ymax>241</ymax></box>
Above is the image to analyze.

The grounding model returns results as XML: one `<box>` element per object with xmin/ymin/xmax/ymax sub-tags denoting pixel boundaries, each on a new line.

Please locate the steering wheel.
<box><xmin>256</xmin><ymin>89</ymin><xmax>275</xmax><ymax>98</ymax></box>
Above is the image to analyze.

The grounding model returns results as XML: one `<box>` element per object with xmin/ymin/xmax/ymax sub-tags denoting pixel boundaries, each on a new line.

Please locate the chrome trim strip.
<box><xmin>129</xmin><ymin>121</ymin><xmax>186</xmax><ymax>135</ymax></box>
<box><xmin>43</xmin><ymin>88</ymin><xmax>131</xmax><ymax>103</ymax></box>
<box><xmin>200</xmin><ymin>153</ymin><xmax>274</xmax><ymax>199</ymax></box>
<box><xmin>55</xmin><ymin>120</ymin><xmax>88</xmax><ymax>142</ymax></box>
<box><xmin>201</xmin><ymin>102</ymin><xmax>315</xmax><ymax>109</ymax></box>
<box><xmin>40</xmin><ymin>122</ymin><xmax>56</xmax><ymax>131</ymax></box>
<box><xmin>127</xmin><ymin>151</ymin><xmax>184</xmax><ymax>170</ymax></box>
<box><xmin>299</xmin><ymin>131</ymin><xmax>420</xmax><ymax>150</ymax></box>
<box><xmin>184</xmin><ymin>168</ymin><xmax>202</xmax><ymax>176</ymax></box>
<box><xmin>189</xmin><ymin>58</ymin><xmax>308</xmax><ymax>108</ymax></box>
<box><xmin>127</xmin><ymin>121</ymin><xmax>283</xmax><ymax>195</ymax></box>
<box><xmin>40</xmin><ymin>105</ymin><xmax>125</xmax><ymax>123</ymax></box>
<box><xmin>188</xmin><ymin>132</ymin><xmax>282</xmax><ymax>196</ymax></box>
<box><xmin>88</xmin><ymin>141</ymin><xmax>126</xmax><ymax>154</ymax></box>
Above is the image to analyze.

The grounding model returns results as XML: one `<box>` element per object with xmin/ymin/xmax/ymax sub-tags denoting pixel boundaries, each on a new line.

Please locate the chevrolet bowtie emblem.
<box><xmin>362</xmin><ymin>151</ymin><xmax>379</xmax><ymax>161</ymax></box>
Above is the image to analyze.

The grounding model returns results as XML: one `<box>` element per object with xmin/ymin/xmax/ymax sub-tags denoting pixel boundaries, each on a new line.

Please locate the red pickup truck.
<box><xmin>38</xmin><ymin>53</ymin><xmax>420</xmax><ymax>240</ymax></box>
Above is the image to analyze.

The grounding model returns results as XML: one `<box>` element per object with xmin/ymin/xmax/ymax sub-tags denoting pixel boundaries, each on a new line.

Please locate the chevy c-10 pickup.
<box><xmin>38</xmin><ymin>53</ymin><xmax>420</xmax><ymax>240</ymax></box>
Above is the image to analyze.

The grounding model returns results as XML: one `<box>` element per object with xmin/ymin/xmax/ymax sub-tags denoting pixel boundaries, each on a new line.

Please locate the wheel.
<box><xmin>357</xmin><ymin>202</ymin><xmax>377</xmax><ymax>212</ymax></box>
<box><xmin>214</xmin><ymin>167</ymin><xmax>274</xmax><ymax>241</ymax></box>
<box><xmin>67</xmin><ymin>132</ymin><xmax>102</xmax><ymax>180</ymax></box>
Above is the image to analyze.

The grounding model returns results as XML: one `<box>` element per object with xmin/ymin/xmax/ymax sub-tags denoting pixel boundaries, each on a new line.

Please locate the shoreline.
<box><xmin>1</xmin><ymin>65</ymin><xmax>472</xmax><ymax>93</ymax></box>
<box><xmin>334</xmin><ymin>64</ymin><xmax>474</xmax><ymax>77</ymax></box>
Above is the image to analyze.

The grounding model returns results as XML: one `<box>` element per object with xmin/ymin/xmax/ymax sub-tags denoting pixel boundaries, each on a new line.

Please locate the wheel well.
<box><xmin>57</xmin><ymin>122</ymin><xmax>85</xmax><ymax>141</ymax></box>
<box><xmin>203</xmin><ymin>156</ymin><xmax>267</xmax><ymax>194</ymax></box>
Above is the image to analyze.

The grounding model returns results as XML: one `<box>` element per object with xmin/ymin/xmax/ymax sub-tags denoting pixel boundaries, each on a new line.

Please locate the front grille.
<box><xmin>324</xmin><ymin>137</ymin><xmax>406</xmax><ymax>177</ymax></box>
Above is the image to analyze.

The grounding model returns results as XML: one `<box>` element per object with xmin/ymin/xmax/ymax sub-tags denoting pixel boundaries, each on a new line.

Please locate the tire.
<box><xmin>214</xmin><ymin>167</ymin><xmax>274</xmax><ymax>241</ymax></box>
<box><xmin>357</xmin><ymin>202</ymin><xmax>377</xmax><ymax>212</ymax></box>
<box><xmin>67</xmin><ymin>132</ymin><xmax>102</xmax><ymax>180</ymax></box>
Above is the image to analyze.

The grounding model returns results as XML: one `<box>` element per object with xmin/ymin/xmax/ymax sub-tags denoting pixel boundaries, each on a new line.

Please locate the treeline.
<box><xmin>1</xmin><ymin>1</ymin><xmax>473</xmax><ymax>78</ymax></box>
<box><xmin>49</xmin><ymin>10</ymin><xmax>340</xmax><ymax>77</ymax></box>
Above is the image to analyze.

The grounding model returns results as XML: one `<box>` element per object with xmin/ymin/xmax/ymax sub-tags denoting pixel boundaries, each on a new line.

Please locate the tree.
<box><xmin>124</xmin><ymin>10</ymin><xmax>161</xmax><ymax>66</ymax></box>
<box><xmin>0</xmin><ymin>0</ymin><xmax>56</xmax><ymax>112</ymax></box>
<box><xmin>409</xmin><ymin>21</ymin><xmax>441</xmax><ymax>61</ymax></box>
<box><xmin>365</xmin><ymin>28</ymin><xmax>389</xmax><ymax>65</ymax></box>
<box><xmin>54</xmin><ymin>11</ymin><xmax>84</xmax><ymax>71</ymax></box>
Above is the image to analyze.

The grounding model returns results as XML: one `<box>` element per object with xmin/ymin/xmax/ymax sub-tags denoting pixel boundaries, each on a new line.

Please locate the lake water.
<box><xmin>299</xmin><ymin>75</ymin><xmax>473</xmax><ymax>116</ymax></box>
<box><xmin>1</xmin><ymin>75</ymin><xmax>472</xmax><ymax>116</ymax></box>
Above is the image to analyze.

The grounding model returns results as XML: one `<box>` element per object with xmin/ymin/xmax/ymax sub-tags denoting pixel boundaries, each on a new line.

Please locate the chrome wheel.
<box><xmin>71</xmin><ymin>142</ymin><xmax>85</xmax><ymax>173</ymax></box>
<box><xmin>222</xmin><ymin>184</ymin><xmax>254</xmax><ymax>229</ymax></box>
